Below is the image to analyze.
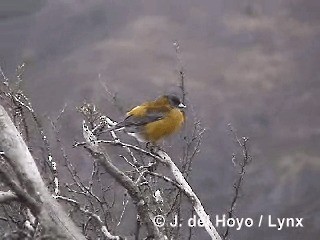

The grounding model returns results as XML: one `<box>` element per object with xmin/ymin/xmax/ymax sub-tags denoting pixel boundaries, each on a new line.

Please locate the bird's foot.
<box><xmin>146</xmin><ymin>142</ymin><xmax>163</xmax><ymax>154</ymax></box>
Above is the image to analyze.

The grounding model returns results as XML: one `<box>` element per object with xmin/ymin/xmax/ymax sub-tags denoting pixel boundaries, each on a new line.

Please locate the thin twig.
<box><xmin>223</xmin><ymin>125</ymin><xmax>252</xmax><ymax>240</ymax></box>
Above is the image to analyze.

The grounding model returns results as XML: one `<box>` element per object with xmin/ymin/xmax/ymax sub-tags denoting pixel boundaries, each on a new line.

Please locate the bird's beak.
<box><xmin>178</xmin><ymin>103</ymin><xmax>186</xmax><ymax>109</ymax></box>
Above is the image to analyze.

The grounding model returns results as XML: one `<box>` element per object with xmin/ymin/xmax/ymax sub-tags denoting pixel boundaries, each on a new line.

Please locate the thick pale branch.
<box><xmin>0</xmin><ymin>166</ymin><xmax>40</xmax><ymax>213</ymax></box>
<box><xmin>0</xmin><ymin>190</ymin><xmax>17</xmax><ymax>203</ymax></box>
<box><xmin>0</xmin><ymin>105</ymin><xmax>85</xmax><ymax>240</ymax></box>
<box><xmin>157</xmin><ymin>151</ymin><xmax>222</xmax><ymax>240</ymax></box>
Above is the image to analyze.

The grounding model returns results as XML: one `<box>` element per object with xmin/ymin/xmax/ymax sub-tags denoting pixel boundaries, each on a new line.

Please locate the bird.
<box><xmin>109</xmin><ymin>95</ymin><xmax>186</xmax><ymax>144</ymax></box>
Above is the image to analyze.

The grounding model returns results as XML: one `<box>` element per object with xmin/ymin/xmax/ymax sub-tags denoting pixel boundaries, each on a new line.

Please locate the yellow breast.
<box><xmin>144</xmin><ymin>108</ymin><xmax>185</xmax><ymax>143</ymax></box>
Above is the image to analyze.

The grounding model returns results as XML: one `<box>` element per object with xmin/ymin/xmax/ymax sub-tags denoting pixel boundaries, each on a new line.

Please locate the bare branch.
<box><xmin>0</xmin><ymin>104</ymin><xmax>86</xmax><ymax>240</ymax></box>
<box><xmin>0</xmin><ymin>191</ymin><xmax>17</xmax><ymax>203</ymax></box>
<box><xmin>78</xmin><ymin>115</ymin><xmax>222</xmax><ymax>240</ymax></box>
<box><xmin>173</xmin><ymin>41</ymin><xmax>186</xmax><ymax>103</ymax></box>
<box><xmin>0</xmin><ymin>164</ymin><xmax>40</xmax><ymax>214</ymax></box>
<box><xmin>55</xmin><ymin>195</ymin><xmax>125</xmax><ymax>240</ymax></box>
<box><xmin>156</xmin><ymin>150</ymin><xmax>222</xmax><ymax>240</ymax></box>
<box><xmin>223</xmin><ymin>125</ymin><xmax>252</xmax><ymax>240</ymax></box>
<box><xmin>81</xmin><ymin>144</ymin><xmax>166</xmax><ymax>240</ymax></box>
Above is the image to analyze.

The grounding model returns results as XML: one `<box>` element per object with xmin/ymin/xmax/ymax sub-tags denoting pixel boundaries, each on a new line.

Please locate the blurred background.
<box><xmin>1</xmin><ymin>0</ymin><xmax>319</xmax><ymax>239</ymax></box>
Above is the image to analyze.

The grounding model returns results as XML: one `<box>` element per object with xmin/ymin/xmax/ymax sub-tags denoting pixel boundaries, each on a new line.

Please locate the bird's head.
<box><xmin>164</xmin><ymin>95</ymin><xmax>186</xmax><ymax>109</ymax></box>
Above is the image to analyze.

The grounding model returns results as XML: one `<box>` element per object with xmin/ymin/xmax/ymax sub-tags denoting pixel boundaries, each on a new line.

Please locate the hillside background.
<box><xmin>1</xmin><ymin>0</ymin><xmax>319</xmax><ymax>239</ymax></box>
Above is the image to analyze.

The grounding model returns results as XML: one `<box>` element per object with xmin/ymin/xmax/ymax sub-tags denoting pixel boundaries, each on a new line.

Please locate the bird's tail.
<box><xmin>104</xmin><ymin>125</ymin><xmax>125</xmax><ymax>132</ymax></box>
<box><xmin>93</xmin><ymin>116</ymin><xmax>124</xmax><ymax>135</ymax></box>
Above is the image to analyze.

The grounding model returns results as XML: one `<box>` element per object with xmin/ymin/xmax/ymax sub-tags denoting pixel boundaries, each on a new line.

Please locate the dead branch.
<box><xmin>0</xmin><ymin>191</ymin><xmax>17</xmax><ymax>203</ymax></box>
<box><xmin>157</xmin><ymin>151</ymin><xmax>222</xmax><ymax>240</ymax></box>
<box><xmin>55</xmin><ymin>195</ymin><xmax>125</xmax><ymax>240</ymax></box>
<box><xmin>0</xmin><ymin>104</ymin><xmax>86</xmax><ymax>240</ymax></box>
<box><xmin>223</xmin><ymin>125</ymin><xmax>252</xmax><ymax>240</ymax></box>
<box><xmin>83</xmin><ymin>146</ymin><xmax>165</xmax><ymax>240</ymax></box>
<box><xmin>79</xmin><ymin>119</ymin><xmax>222</xmax><ymax>240</ymax></box>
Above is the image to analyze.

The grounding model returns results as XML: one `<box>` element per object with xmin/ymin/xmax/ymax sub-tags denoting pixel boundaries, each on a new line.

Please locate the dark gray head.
<box><xmin>165</xmin><ymin>95</ymin><xmax>186</xmax><ymax>109</ymax></box>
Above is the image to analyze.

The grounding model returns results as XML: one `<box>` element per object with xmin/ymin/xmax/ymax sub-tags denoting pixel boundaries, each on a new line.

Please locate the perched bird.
<box><xmin>111</xmin><ymin>95</ymin><xmax>186</xmax><ymax>144</ymax></box>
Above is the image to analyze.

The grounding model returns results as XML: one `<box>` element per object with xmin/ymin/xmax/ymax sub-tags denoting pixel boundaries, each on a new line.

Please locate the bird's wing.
<box><xmin>118</xmin><ymin>111</ymin><xmax>165</xmax><ymax>128</ymax></box>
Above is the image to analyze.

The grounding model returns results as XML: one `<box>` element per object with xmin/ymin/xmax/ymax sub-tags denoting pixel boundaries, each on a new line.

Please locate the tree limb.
<box><xmin>0</xmin><ymin>104</ymin><xmax>86</xmax><ymax>240</ymax></box>
<box><xmin>84</xmin><ymin>147</ymin><xmax>166</xmax><ymax>240</ymax></box>
<box><xmin>0</xmin><ymin>191</ymin><xmax>17</xmax><ymax>203</ymax></box>
<box><xmin>157</xmin><ymin>151</ymin><xmax>222</xmax><ymax>240</ymax></box>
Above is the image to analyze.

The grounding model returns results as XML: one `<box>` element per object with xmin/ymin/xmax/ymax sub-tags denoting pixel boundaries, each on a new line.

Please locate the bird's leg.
<box><xmin>146</xmin><ymin>142</ymin><xmax>161</xmax><ymax>154</ymax></box>
<box><xmin>145</xmin><ymin>142</ymin><xmax>161</xmax><ymax>172</ymax></box>
<box><xmin>145</xmin><ymin>142</ymin><xmax>152</xmax><ymax>150</ymax></box>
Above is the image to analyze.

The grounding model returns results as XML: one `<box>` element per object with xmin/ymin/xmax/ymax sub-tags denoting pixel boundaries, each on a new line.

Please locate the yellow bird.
<box><xmin>113</xmin><ymin>95</ymin><xmax>186</xmax><ymax>144</ymax></box>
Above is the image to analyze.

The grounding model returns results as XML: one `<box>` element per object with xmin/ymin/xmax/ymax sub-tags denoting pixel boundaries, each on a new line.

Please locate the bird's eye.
<box><xmin>166</xmin><ymin>95</ymin><xmax>183</xmax><ymax>107</ymax></box>
<box><xmin>172</xmin><ymin>97</ymin><xmax>180</xmax><ymax>106</ymax></box>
